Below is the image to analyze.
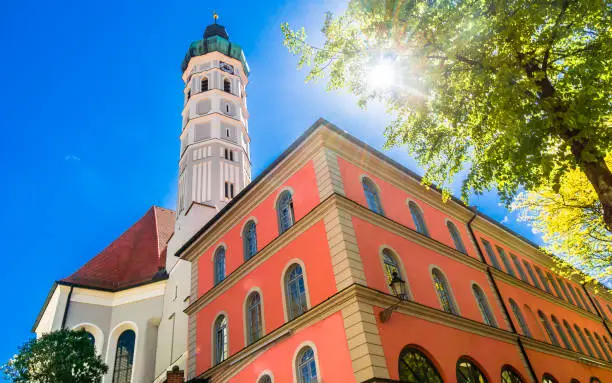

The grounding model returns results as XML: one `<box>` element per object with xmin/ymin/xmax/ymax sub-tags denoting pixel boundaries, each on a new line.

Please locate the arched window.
<box><xmin>550</xmin><ymin>315</ymin><xmax>572</xmax><ymax>350</ymax></box>
<box><xmin>509</xmin><ymin>299</ymin><xmax>531</xmax><ymax>337</ymax></box>
<box><xmin>592</xmin><ymin>299</ymin><xmax>609</xmax><ymax>321</ymax></box>
<box><xmin>243</xmin><ymin>220</ymin><xmax>257</xmax><ymax>260</ymax></box>
<box><xmin>511</xmin><ymin>254</ymin><xmax>529</xmax><ymax>282</ymax></box>
<box><xmin>214</xmin><ymin>315</ymin><xmax>228</xmax><ymax>364</ymax></box>
<box><xmin>537</xmin><ymin>311</ymin><xmax>560</xmax><ymax>346</ymax></box>
<box><xmin>224</xmin><ymin>78</ymin><xmax>231</xmax><ymax>93</ymax></box>
<box><xmin>214</xmin><ymin>247</ymin><xmax>226</xmax><ymax>285</ymax></box>
<box><xmin>276</xmin><ymin>190</ymin><xmax>295</xmax><ymax>234</ymax></box>
<box><xmin>285</xmin><ymin>264</ymin><xmax>308</xmax><ymax>320</ymax></box>
<box><xmin>432</xmin><ymin>268</ymin><xmax>458</xmax><ymax>315</ymax></box>
<box><xmin>576</xmin><ymin>289</ymin><xmax>592</xmax><ymax>312</ymax></box>
<box><xmin>381</xmin><ymin>249</ymin><xmax>408</xmax><ymax>299</ymax></box>
<box><xmin>201</xmin><ymin>77</ymin><xmax>208</xmax><ymax>92</ymax></box>
<box><xmin>593</xmin><ymin>333</ymin><xmax>611</xmax><ymax>361</ymax></box>
<box><xmin>501</xmin><ymin>366</ymin><xmax>524</xmax><ymax>383</ymax></box>
<box><xmin>447</xmin><ymin>221</ymin><xmax>466</xmax><ymax>253</ymax></box>
<box><xmin>556</xmin><ymin>278</ymin><xmax>574</xmax><ymax>304</ymax></box>
<box><xmin>584</xmin><ymin>329</ymin><xmax>604</xmax><ymax>360</ymax></box>
<box><xmin>482</xmin><ymin>239</ymin><xmax>502</xmax><ymax>270</ymax></box>
<box><xmin>570</xmin><ymin>380</ymin><xmax>580</xmax><ymax>383</ymax></box>
<box><xmin>542</xmin><ymin>374</ymin><xmax>558</xmax><ymax>383</ymax></box>
<box><xmin>496</xmin><ymin>246</ymin><xmax>516</xmax><ymax>277</ymax></box>
<box><xmin>456</xmin><ymin>358</ymin><xmax>488</xmax><ymax>383</ymax></box>
<box><xmin>547</xmin><ymin>273</ymin><xmax>564</xmax><ymax>299</ymax></box>
<box><xmin>409</xmin><ymin>201</ymin><xmax>429</xmax><ymax>236</ymax></box>
<box><xmin>398</xmin><ymin>346</ymin><xmax>443</xmax><ymax>383</ymax></box>
<box><xmin>472</xmin><ymin>284</ymin><xmax>497</xmax><ymax>327</ymax></box>
<box><xmin>522</xmin><ymin>261</ymin><xmax>542</xmax><ymax>289</ymax></box>
<box><xmin>603</xmin><ymin>336</ymin><xmax>612</xmax><ymax>357</ymax></box>
<box><xmin>574</xmin><ymin>325</ymin><xmax>595</xmax><ymax>357</ymax></box>
<box><xmin>564</xmin><ymin>320</ymin><xmax>583</xmax><ymax>353</ymax></box>
<box><xmin>112</xmin><ymin>329</ymin><xmax>135</xmax><ymax>383</ymax></box>
<box><xmin>295</xmin><ymin>346</ymin><xmax>318</xmax><ymax>383</ymax></box>
<box><xmin>534</xmin><ymin>267</ymin><xmax>552</xmax><ymax>294</ymax></box>
<box><xmin>245</xmin><ymin>292</ymin><xmax>262</xmax><ymax>345</ymax></box>
<box><xmin>569</xmin><ymin>285</ymin><xmax>584</xmax><ymax>309</ymax></box>
<box><xmin>362</xmin><ymin>177</ymin><xmax>384</xmax><ymax>215</ymax></box>
<box><xmin>258</xmin><ymin>375</ymin><xmax>272</xmax><ymax>383</ymax></box>
<box><xmin>591</xmin><ymin>378</ymin><xmax>602</xmax><ymax>383</ymax></box>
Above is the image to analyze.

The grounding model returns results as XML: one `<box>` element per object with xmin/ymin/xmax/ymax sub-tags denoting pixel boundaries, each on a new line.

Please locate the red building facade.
<box><xmin>179</xmin><ymin>120</ymin><xmax>612</xmax><ymax>383</ymax></box>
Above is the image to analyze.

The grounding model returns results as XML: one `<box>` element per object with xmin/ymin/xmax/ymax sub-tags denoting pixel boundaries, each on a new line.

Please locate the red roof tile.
<box><xmin>61</xmin><ymin>206</ymin><xmax>175</xmax><ymax>291</ymax></box>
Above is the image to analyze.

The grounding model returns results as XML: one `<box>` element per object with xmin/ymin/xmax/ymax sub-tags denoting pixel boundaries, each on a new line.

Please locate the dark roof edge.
<box><xmin>32</xmin><ymin>282</ymin><xmax>59</xmax><ymax>332</ymax></box>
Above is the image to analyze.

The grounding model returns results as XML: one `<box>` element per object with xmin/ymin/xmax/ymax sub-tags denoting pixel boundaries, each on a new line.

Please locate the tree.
<box><xmin>513</xmin><ymin>156</ymin><xmax>612</xmax><ymax>285</ymax></box>
<box><xmin>2</xmin><ymin>329</ymin><xmax>108</xmax><ymax>383</ymax></box>
<box><xmin>282</xmin><ymin>0</ymin><xmax>612</xmax><ymax>231</ymax></box>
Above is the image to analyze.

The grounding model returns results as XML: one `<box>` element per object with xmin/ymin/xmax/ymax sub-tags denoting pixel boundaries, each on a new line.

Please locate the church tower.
<box><xmin>177</xmin><ymin>19</ymin><xmax>251</xmax><ymax>224</ymax></box>
<box><xmin>154</xmin><ymin>19</ymin><xmax>251</xmax><ymax>381</ymax></box>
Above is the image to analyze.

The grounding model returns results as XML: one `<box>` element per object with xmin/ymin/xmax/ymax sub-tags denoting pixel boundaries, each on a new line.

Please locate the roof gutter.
<box><xmin>60</xmin><ymin>286</ymin><xmax>74</xmax><ymax>330</ymax></box>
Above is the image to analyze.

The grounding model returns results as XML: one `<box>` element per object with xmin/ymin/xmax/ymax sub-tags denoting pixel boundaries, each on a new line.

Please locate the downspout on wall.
<box><xmin>60</xmin><ymin>285</ymin><xmax>74</xmax><ymax>330</ymax></box>
<box><xmin>467</xmin><ymin>209</ymin><xmax>539</xmax><ymax>383</ymax></box>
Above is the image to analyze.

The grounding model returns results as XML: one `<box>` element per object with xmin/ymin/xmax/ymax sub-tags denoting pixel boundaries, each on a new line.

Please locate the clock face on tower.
<box><xmin>219</xmin><ymin>61</ymin><xmax>234</xmax><ymax>75</ymax></box>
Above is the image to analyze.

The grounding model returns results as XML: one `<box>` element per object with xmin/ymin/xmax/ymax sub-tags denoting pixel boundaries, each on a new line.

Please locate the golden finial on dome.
<box><xmin>213</xmin><ymin>11</ymin><xmax>219</xmax><ymax>24</ymax></box>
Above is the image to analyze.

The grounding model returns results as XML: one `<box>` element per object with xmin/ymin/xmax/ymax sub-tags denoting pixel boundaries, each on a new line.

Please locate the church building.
<box><xmin>34</xmin><ymin>20</ymin><xmax>612</xmax><ymax>383</ymax></box>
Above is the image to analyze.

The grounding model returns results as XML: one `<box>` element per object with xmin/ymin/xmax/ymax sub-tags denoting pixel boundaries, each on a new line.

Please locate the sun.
<box><xmin>368</xmin><ymin>59</ymin><xmax>395</xmax><ymax>90</ymax></box>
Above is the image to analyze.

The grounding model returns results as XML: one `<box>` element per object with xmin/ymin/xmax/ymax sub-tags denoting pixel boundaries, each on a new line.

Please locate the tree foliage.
<box><xmin>282</xmin><ymin>0</ymin><xmax>612</xmax><ymax>231</ymax></box>
<box><xmin>2</xmin><ymin>329</ymin><xmax>107</xmax><ymax>383</ymax></box>
<box><xmin>513</xmin><ymin>156</ymin><xmax>612</xmax><ymax>285</ymax></box>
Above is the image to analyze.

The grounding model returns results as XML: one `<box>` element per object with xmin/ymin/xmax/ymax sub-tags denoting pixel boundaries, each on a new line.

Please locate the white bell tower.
<box><xmin>154</xmin><ymin>18</ymin><xmax>252</xmax><ymax>381</ymax></box>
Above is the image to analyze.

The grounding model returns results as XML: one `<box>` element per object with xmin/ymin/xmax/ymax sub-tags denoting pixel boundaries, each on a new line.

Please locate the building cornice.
<box><xmin>520</xmin><ymin>336</ymin><xmax>612</xmax><ymax>369</ymax></box>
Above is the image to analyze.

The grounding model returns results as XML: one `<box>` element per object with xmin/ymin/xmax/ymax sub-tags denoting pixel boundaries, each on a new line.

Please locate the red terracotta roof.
<box><xmin>61</xmin><ymin>206</ymin><xmax>175</xmax><ymax>291</ymax></box>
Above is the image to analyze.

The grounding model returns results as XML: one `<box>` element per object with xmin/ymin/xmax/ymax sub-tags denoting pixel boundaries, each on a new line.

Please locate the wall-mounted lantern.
<box><xmin>380</xmin><ymin>271</ymin><xmax>408</xmax><ymax>323</ymax></box>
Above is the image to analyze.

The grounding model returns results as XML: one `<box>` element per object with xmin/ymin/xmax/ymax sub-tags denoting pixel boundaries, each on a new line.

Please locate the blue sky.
<box><xmin>0</xmin><ymin>0</ymin><xmax>539</xmax><ymax>371</ymax></box>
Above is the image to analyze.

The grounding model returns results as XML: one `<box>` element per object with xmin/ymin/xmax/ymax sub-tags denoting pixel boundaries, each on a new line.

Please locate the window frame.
<box><xmin>408</xmin><ymin>200</ymin><xmax>429</xmax><ymax>237</ymax></box>
<box><xmin>244</xmin><ymin>289</ymin><xmax>264</xmax><ymax>346</ymax></box>
<box><xmin>242</xmin><ymin>219</ymin><xmax>258</xmax><ymax>261</ymax></box>
<box><xmin>446</xmin><ymin>219</ymin><xmax>467</xmax><ymax>253</ymax></box>
<box><xmin>430</xmin><ymin>266</ymin><xmax>460</xmax><ymax>315</ymax></box>
<box><xmin>471</xmin><ymin>283</ymin><xmax>497</xmax><ymax>327</ymax></box>
<box><xmin>398</xmin><ymin>345</ymin><xmax>443</xmax><ymax>383</ymax></box>
<box><xmin>276</xmin><ymin>189</ymin><xmax>296</xmax><ymax>234</ymax></box>
<box><xmin>379</xmin><ymin>246</ymin><xmax>411</xmax><ymax>300</ymax></box>
<box><xmin>212</xmin><ymin>313</ymin><xmax>229</xmax><ymax>365</ymax></box>
<box><xmin>361</xmin><ymin>176</ymin><xmax>385</xmax><ymax>216</ymax></box>
<box><xmin>509</xmin><ymin>299</ymin><xmax>531</xmax><ymax>337</ymax></box>
<box><xmin>292</xmin><ymin>342</ymin><xmax>321</xmax><ymax>383</ymax></box>
<box><xmin>213</xmin><ymin>246</ymin><xmax>226</xmax><ymax>285</ymax></box>
<box><xmin>456</xmin><ymin>357</ymin><xmax>489</xmax><ymax>383</ymax></box>
<box><xmin>282</xmin><ymin>260</ymin><xmax>310</xmax><ymax>322</ymax></box>
<box><xmin>111</xmin><ymin>329</ymin><xmax>136</xmax><ymax>383</ymax></box>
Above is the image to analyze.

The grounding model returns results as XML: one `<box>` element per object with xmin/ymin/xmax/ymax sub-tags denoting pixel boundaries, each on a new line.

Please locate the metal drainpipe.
<box><xmin>61</xmin><ymin>286</ymin><xmax>74</xmax><ymax>330</ymax></box>
<box><xmin>467</xmin><ymin>209</ymin><xmax>539</xmax><ymax>383</ymax></box>
<box><xmin>581</xmin><ymin>284</ymin><xmax>612</xmax><ymax>338</ymax></box>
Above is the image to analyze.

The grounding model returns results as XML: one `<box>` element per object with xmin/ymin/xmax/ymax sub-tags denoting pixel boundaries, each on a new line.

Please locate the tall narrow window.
<box><xmin>381</xmin><ymin>249</ymin><xmax>408</xmax><ymax>299</ymax></box>
<box><xmin>576</xmin><ymin>288</ymin><xmax>592</xmax><ymax>312</ymax></box>
<box><xmin>245</xmin><ymin>292</ymin><xmax>263</xmax><ymax>345</ymax></box>
<box><xmin>432</xmin><ymin>268</ymin><xmax>458</xmax><ymax>315</ymax></box>
<box><xmin>584</xmin><ymin>329</ymin><xmax>604</xmax><ymax>360</ymax></box>
<box><xmin>258</xmin><ymin>375</ymin><xmax>272</xmax><ymax>383</ymax></box>
<box><xmin>538</xmin><ymin>311</ymin><xmax>560</xmax><ymax>346</ymax></box>
<box><xmin>542</xmin><ymin>374</ymin><xmax>558</xmax><ymax>383</ymax></box>
<box><xmin>592</xmin><ymin>299</ymin><xmax>609</xmax><ymax>321</ymax></box>
<box><xmin>511</xmin><ymin>254</ymin><xmax>528</xmax><ymax>282</ymax></box>
<box><xmin>496</xmin><ymin>246</ymin><xmax>515</xmax><ymax>277</ymax></box>
<box><xmin>285</xmin><ymin>264</ymin><xmax>308</xmax><ymax>320</ymax></box>
<box><xmin>547</xmin><ymin>273</ymin><xmax>564</xmax><ymax>299</ymax></box>
<box><xmin>472</xmin><ymin>285</ymin><xmax>497</xmax><ymax>327</ymax></box>
<box><xmin>501</xmin><ymin>366</ymin><xmax>524</xmax><ymax>383</ymax></box>
<box><xmin>574</xmin><ymin>325</ymin><xmax>595</xmax><ymax>357</ymax></box>
<box><xmin>230</xmin><ymin>183</ymin><xmax>235</xmax><ymax>198</ymax></box>
<box><xmin>409</xmin><ymin>201</ymin><xmax>429</xmax><ymax>236</ymax></box>
<box><xmin>569</xmin><ymin>285</ymin><xmax>585</xmax><ymax>310</ymax></box>
<box><xmin>456</xmin><ymin>358</ymin><xmax>488</xmax><ymax>383</ymax></box>
<box><xmin>276</xmin><ymin>190</ymin><xmax>295</xmax><ymax>234</ymax></box>
<box><xmin>603</xmin><ymin>336</ymin><xmax>612</xmax><ymax>357</ymax></box>
<box><xmin>564</xmin><ymin>320</ymin><xmax>583</xmax><ymax>353</ymax></box>
<box><xmin>214</xmin><ymin>315</ymin><xmax>228</xmax><ymax>364</ymax></box>
<box><xmin>551</xmin><ymin>316</ymin><xmax>572</xmax><ymax>350</ymax></box>
<box><xmin>362</xmin><ymin>177</ymin><xmax>384</xmax><ymax>215</ymax></box>
<box><xmin>296</xmin><ymin>346</ymin><xmax>318</xmax><ymax>383</ymax></box>
<box><xmin>535</xmin><ymin>267</ymin><xmax>552</xmax><ymax>294</ymax></box>
<box><xmin>201</xmin><ymin>77</ymin><xmax>208</xmax><ymax>92</ymax></box>
<box><xmin>593</xmin><ymin>333</ymin><xmax>612</xmax><ymax>361</ymax></box>
<box><xmin>557</xmin><ymin>278</ymin><xmax>575</xmax><ymax>305</ymax></box>
<box><xmin>112</xmin><ymin>330</ymin><xmax>135</xmax><ymax>383</ymax></box>
<box><xmin>447</xmin><ymin>221</ymin><xmax>466</xmax><ymax>253</ymax></box>
<box><xmin>214</xmin><ymin>247</ymin><xmax>226</xmax><ymax>285</ymax></box>
<box><xmin>522</xmin><ymin>261</ymin><xmax>542</xmax><ymax>289</ymax></box>
<box><xmin>398</xmin><ymin>347</ymin><xmax>443</xmax><ymax>383</ymax></box>
<box><xmin>482</xmin><ymin>239</ymin><xmax>502</xmax><ymax>269</ymax></box>
<box><xmin>243</xmin><ymin>220</ymin><xmax>257</xmax><ymax>260</ymax></box>
<box><xmin>509</xmin><ymin>299</ymin><xmax>531</xmax><ymax>337</ymax></box>
<box><xmin>224</xmin><ymin>78</ymin><xmax>231</xmax><ymax>93</ymax></box>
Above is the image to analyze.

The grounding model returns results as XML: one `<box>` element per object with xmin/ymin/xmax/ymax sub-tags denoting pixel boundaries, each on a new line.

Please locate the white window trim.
<box><xmin>280</xmin><ymin>259</ymin><xmax>312</xmax><ymax>323</ymax></box>
<box><xmin>428</xmin><ymin>264</ymin><xmax>461</xmax><ymax>316</ymax></box>
<box><xmin>242</xmin><ymin>286</ymin><xmax>266</xmax><ymax>347</ymax></box>
<box><xmin>377</xmin><ymin>245</ymin><xmax>413</xmax><ymax>300</ymax></box>
<box><xmin>104</xmin><ymin>321</ymin><xmax>138</xmax><ymax>383</ymax></box>
<box><xmin>71</xmin><ymin>322</ymin><xmax>104</xmax><ymax>355</ymax></box>
<box><xmin>211</xmin><ymin>311</ymin><xmax>230</xmax><ymax>366</ymax></box>
<box><xmin>470</xmin><ymin>281</ymin><xmax>497</xmax><ymax>327</ymax></box>
<box><xmin>292</xmin><ymin>341</ymin><xmax>322</xmax><ymax>383</ymax></box>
